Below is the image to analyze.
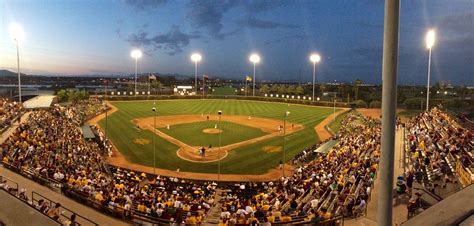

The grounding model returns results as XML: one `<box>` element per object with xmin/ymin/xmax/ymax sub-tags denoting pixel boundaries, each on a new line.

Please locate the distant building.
<box><xmin>174</xmin><ymin>86</ymin><xmax>194</xmax><ymax>95</ymax></box>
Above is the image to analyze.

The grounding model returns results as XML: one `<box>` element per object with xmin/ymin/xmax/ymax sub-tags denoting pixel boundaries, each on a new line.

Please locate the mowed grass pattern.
<box><xmin>99</xmin><ymin>99</ymin><xmax>337</xmax><ymax>174</ymax></box>
<box><xmin>158</xmin><ymin>120</ymin><xmax>268</xmax><ymax>147</ymax></box>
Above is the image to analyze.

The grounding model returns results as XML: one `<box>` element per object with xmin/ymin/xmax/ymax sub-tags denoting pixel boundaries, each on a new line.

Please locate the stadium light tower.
<box><xmin>217</xmin><ymin>110</ymin><xmax>223</xmax><ymax>181</ymax></box>
<box><xmin>282</xmin><ymin>111</ymin><xmax>290</xmax><ymax>177</ymax></box>
<box><xmin>309</xmin><ymin>54</ymin><xmax>321</xmax><ymax>102</ymax></box>
<box><xmin>249</xmin><ymin>53</ymin><xmax>261</xmax><ymax>96</ymax></box>
<box><xmin>425</xmin><ymin>29</ymin><xmax>435</xmax><ymax>111</ymax></box>
<box><xmin>131</xmin><ymin>49</ymin><xmax>142</xmax><ymax>96</ymax></box>
<box><xmin>10</xmin><ymin>23</ymin><xmax>25</xmax><ymax>103</ymax></box>
<box><xmin>191</xmin><ymin>53</ymin><xmax>202</xmax><ymax>95</ymax></box>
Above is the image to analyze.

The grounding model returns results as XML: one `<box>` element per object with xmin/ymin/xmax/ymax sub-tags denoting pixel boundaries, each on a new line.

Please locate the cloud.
<box><xmin>242</xmin><ymin>0</ymin><xmax>288</xmax><ymax>13</ymax></box>
<box><xmin>439</xmin><ymin>12</ymin><xmax>474</xmax><ymax>35</ymax></box>
<box><xmin>124</xmin><ymin>0</ymin><xmax>167</xmax><ymax>11</ymax></box>
<box><xmin>186</xmin><ymin>0</ymin><xmax>292</xmax><ymax>39</ymax></box>
<box><xmin>264</xmin><ymin>34</ymin><xmax>307</xmax><ymax>45</ymax></box>
<box><xmin>186</xmin><ymin>0</ymin><xmax>239</xmax><ymax>39</ymax></box>
<box><xmin>240</xmin><ymin>16</ymin><xmax>298</xmax><ymax>29</ymax></box>
<box><xmin>127</xmin><ymin>25</ymin><xmax>200</xmax><ymax>55</ymax></box>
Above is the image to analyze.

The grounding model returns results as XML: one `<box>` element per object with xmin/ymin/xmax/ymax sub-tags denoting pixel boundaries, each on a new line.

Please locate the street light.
<box><xmin>249</xmin><ymin>53</ymin><xmax>261</xmax><ymax>96</ymax></box>
<box><xmin>10</xmin><ymin>23</ymin><xmax>24</xmax><ymax>103</ymax></box>
<box><xmin>217</xmin><ymin>110</ymin><xmax>223</xmax><ymax>181</ymax></box>
<box><xmin>309</xmin><ymin>54</ymin><xmax>321</xmax><ymax>102</ymax></box>
<box><xmin>425</xmin><ymin>29</ymin><xmax>435</xmax><ymax>111</ymax></box>
<box><xmin>131</xmin><ymin>49</ymin><xmax>142</xmax><ymax>96</ymax></box>
<box><xmin>282</xmin><ymin>111</ymin><xmax>290</xmax><ymax>177</ymax></box>
<box><xmin>191</xmin><ymin>53</ymin><xmax>202</xmax><ymax>95</ymax></box>
<box><xmin>152</xmin><ymin>102</ymin><xmax>157</xmax><ymax>175</ymax></box>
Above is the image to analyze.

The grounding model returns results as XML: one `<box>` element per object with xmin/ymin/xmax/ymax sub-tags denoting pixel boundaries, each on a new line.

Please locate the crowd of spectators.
<box><xmin>0</xmin><ymin>98</ymin><xmax>24</xmax><ymax>132</ymax></box>
<box><xmin>1</xmin><ymin>100</ymin><xmax>216</xmax><ymax>224</ymax></box>
<box><xmin>7</xmin><ymin>100</ymin><xmax>471</xmax><ymax>225</ymax></box>
<box><xmin>216</xmin><ymin>113</ymin><xmax>381</xmax><ymax>225</ymax></box>
<box><xmin>405</xmin><ymin>107</ymin><xmax>473</xmax><ymax>191</ymax></box>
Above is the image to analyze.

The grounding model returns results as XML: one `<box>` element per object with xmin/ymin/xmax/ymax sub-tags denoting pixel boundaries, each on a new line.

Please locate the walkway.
<box><xmin>0</xmin><ymin>189</ymin><xmax>60</xmax><ymax>226</ymax></box>
<box><xmin>346</xmin><ymin>128</ymin><xmax>408</xmax><ymax>226</ymax></box>
<box><xmin>0</xmin><ymin>166</ymin><xmax>128</xmax><ymax>226</ymax></box>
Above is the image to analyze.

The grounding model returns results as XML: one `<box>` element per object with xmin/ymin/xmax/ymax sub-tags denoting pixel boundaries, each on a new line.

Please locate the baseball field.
<box><xmin>95</xmin><ymin>99</ymin><xmax>338</xmax><ymax>176</ymax></box>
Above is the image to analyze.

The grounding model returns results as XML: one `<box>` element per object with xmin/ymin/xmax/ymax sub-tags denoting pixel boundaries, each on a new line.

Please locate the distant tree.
<box><xmin>369</xmin><ymin>100</ymin><xmax>382</xmax><ymax>108</ymax></box>
<box><xmin>295</xmin><ymin>86</ymin><xmax>304</xmax><ymax>95</ymax></box>
<box><xmin>270</xmin><ymin>84</ymin><xmax>279</xmax><ymax>93</ymax></box>
<box><xmin>150</xmin><ymin>80</ymin><xmax>162</xmax><ymax>90</ymax></box>
<box><xmin>57</xmin><ymin>89</ymin><xmax>69</xmax><ymax>102</ymax></box>
<box><xmin>353</xmin><ymin>79</ymin><xmax>362</xmax><ymax>101</ymax></box>
<box><xmin>286</xmin><ymin>85</ymin><xmax>296</xmax><ymax>95</ymax></box>
<box><xmin>404</xmin><ymin>98</ymin><xmax>424</xmax><ymax>110</ymax></box>
<box><xmin>352</xmin><ymin>99</ymin><xmax>368</xmax><ymax>108</ymax></box>
<box><xmin>319</xmin><ymin>84</ymin><xmax>326</xmax><ymax>94</ymax></box>
<box><xmin>260</xmin><ymin>84</ymin><xmax>270</xmax><ymax>94</ymax></box>
<box><xmin>277</xmin><ymin>85</ymin><xmax>286</xmax><ymax>95</ymax></box>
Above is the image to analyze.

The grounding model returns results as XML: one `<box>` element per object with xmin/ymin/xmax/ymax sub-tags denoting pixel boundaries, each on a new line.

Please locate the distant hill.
<box><xmin>0</xmin><ymin>69</ymin><xmax>27</xmax><ymax>77</ymax></box>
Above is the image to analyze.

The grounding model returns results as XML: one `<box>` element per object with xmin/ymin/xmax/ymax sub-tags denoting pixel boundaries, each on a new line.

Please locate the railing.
<box><xmin>0</xmin><ymin>175</ymin><xmax>19</xmax><ymax>196</ymax></box>
<box><xmin>31</xmin><ymin>191</ymin><xmax>99</xmax><ymax>226</ymax></box>
<box><xmin>0</xmin><ymin>174</ymin><xmax>94</xmax><ymax>226</ymax></box>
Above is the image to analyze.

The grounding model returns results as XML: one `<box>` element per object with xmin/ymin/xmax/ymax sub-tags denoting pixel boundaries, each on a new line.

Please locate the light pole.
<box><xmin>425</xmin><ymin>29</ymin><xmax>435</xmax><ymax>111</ymax></box>
<box><xmin>191</xmin><ymin>53</ymin><xmax>202</xmax><ymax>95</ymax></box>
<box><xmin>152</xmin><ymin>102</ymin><xmax>157</xmax><ymax>175</ymax></box>
<box><xmin>282</xmin><ymin>111</ymin><xmax>290</xmax><ymax>177</ymax></box>
<box><xmin>249</xmin><ymin>54</ymin><xmax>261</xmax><ymax>96</ymax></box>
<box><xmin>10</xmin><ymin>24</ymin><xmax>24</xmax><ymax>103</ymax></box>
<box><xmin>131</xmin><ymin>49</ymin><xmax>142</xmax><ymax>96</ymax></box>
<box><xmin>104</xmin><ymin>79</ymin><xmax>108</xmax><ymax>138</ymax></box>
<box><xmin>333</xmin><ymin>93</ymin><xmax>337</xmax><ymax>122</ymax></box>
<box><xmin>309</xmin><ymin>54</ymin><xmax>321</xmax><ymax>102</ymax></box>
<box><xmin>217</xmin><ymin>110</ymin><xmax>222</xmax><ymax>181</ymax></box>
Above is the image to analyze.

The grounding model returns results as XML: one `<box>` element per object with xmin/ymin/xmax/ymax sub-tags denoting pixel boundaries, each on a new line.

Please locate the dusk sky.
<box><xmin>1</xmin><ymin>0</ymin><xmax>473</xmax><ymax>85</ymax></box>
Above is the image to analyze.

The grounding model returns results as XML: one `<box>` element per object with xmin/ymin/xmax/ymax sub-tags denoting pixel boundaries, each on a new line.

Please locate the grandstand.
<box><xmin>1</xmin><ymin>95</ymin><xmax>471</xmax><ymax>225</ymax></box>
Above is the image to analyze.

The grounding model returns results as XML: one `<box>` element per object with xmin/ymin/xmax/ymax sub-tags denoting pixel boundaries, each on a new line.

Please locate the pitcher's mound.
<box><xmin>262</xmin><ymin>146</ymin><xmax>282</xmax><ymax>153</ymax></box>
<box><xmin>203</xmin><ymin>128</ymin><xmax>222</xmax><ymax>134</ymax></box>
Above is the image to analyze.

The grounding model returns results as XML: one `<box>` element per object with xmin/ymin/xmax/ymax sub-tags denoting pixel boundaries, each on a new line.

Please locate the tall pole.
<box><xmin>15</xmin><ymin>40</ymin><xmax>21</xmax><ymax>103</ymax></box>
<box><xmin>333</xmin><ymin>93</ymin><xmax>336</xmax><ymax>122</ymax></box>
<box><xmin>217</xmin><ymin>111</ymin><xmax>222</xmax><ymax>181</ymax></box>
<box><xmin>426</xmin><ymin>47</ymin><xmax>432</xmax><ymax>111</ymax></box>
<box><xmin>134</xmin><ymin>58</ymin><xmax>138</xmax><ymax>96</ymax></box>
<box><xmin>195</xmin><ymin>61</ymin><xmax>198</xmax><ymax>94</ymax></box>
<box><xmin>105</xmin><ymin>79</ymin><xmax>108</xmax><ymax>138</ymax></box>
<box><xmin>202</xmin><ymin>74</ymin><xmax>205</xmax><ymax>97</ymax></box>
<box><xmin>153</xmin><ymin>102</ymin><xmax>156</xmax><ymax>175</ymax></box>
<box><xmin>282</xmin><ymin>112</ymin><xmax>287</xmax><ymax>177</ymax></box>
<box><xmin>377</xmin><ymin>1</ymin><xmax>400</xmax><ymax>225</ymax></box>
<box><xmin>252</xmin><ymin>63</ymin><xmax>256</xmax><ymax>96</ymax></box>
<box><xmin>312</xmin><ymin>62</ymin><xmax>316</xmax><ymax>102</ymax></box>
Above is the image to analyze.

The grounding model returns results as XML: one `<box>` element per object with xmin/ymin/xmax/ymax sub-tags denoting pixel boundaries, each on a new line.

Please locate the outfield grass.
<box><xmin>158</xmin><ymin>120</ymin><xmax>268</xmax><ymax>147</ymax></box>
<box><xmin>99</xmin><ymin>99</ymin><xmax>337</xmax><ymax>174</ymax></box>
<box><xmin>212</xmin><ymin>86</ymin><xmax>237</xmax><ymax>95</ymax></box>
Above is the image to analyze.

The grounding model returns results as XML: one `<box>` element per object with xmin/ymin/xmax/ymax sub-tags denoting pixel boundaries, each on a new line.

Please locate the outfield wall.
<box><xmin>103</xmin><ymin>94</ymin><xmax>350</xmax><ymax>108</ymax></box>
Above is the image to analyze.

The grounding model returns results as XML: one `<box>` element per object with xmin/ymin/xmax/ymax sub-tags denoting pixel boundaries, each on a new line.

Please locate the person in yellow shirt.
<box><xmin>95</xmin><ymin>191</ymin><xmax>104</xmax><ymax>202</ymax></box>
<box><xmin>280</xmin><ymin>214</ymin><xmax>292</xmax><ymax>222</ymax></box>
<box><xmin>137</xmin><ymin>202</ymin><xmax>146</xmax><ymax>212</ymax></box>
<box><xmin>246</xmin><ymin>213</ymin><xmax>259</xmax><ymax>225</ymax></box>
<box><xmin>185</xmin><ymin>212</ymin><xmax>197</xmax><ymax>225</ymax></box>
<box><xmin>218</xmin><ymin>217</ymin><xmax>228</xmax><ymax>226</ymax></box>
<box><xmin>266</xmin><ymin>212</ymin><xmax>275</xmax><ymax>223</ymax></box>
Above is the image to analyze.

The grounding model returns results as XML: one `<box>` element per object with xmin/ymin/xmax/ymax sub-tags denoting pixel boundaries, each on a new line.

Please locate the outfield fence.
<box><xmin>102</xmin><ymin>94</ymin><xmax>351</xmax><ymax>108</ymax></box>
